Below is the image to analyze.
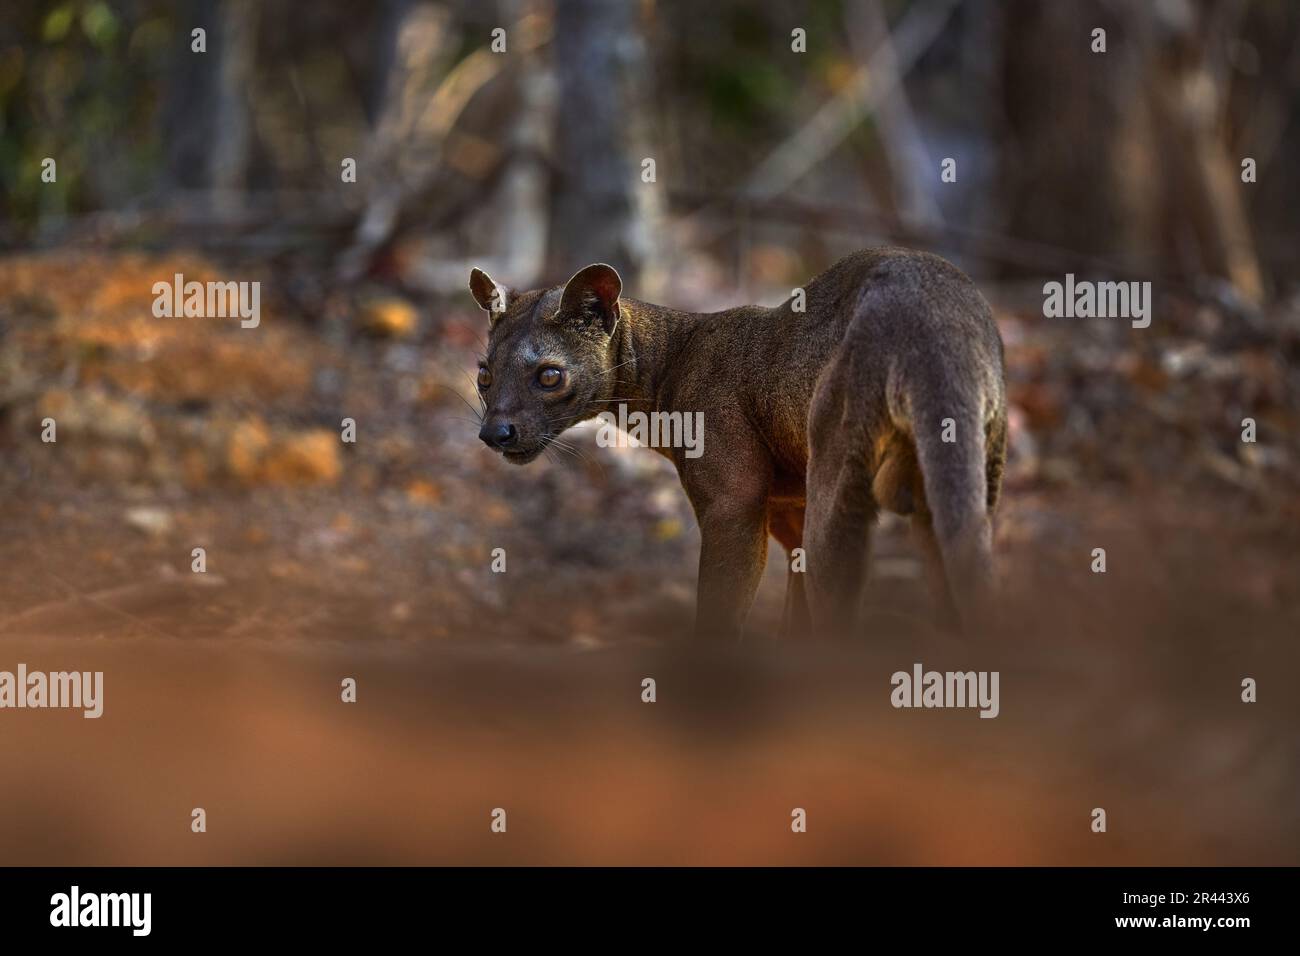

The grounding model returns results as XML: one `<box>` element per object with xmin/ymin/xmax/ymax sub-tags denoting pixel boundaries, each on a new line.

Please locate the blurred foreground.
<box><xmin>0</xmin><ymin>251</ymin><xmax>1297</xmax><ymax>864</ymax></box>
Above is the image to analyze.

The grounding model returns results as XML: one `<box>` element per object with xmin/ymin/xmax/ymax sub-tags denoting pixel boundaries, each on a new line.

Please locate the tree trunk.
<box><xmin>548</xmin><ymin>0</ymin><xmax>661</xmax><ymax>285</ymax></box>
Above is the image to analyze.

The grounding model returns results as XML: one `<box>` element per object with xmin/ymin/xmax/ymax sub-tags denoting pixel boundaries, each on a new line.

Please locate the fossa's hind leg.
<box><xmin>769</xmin><ymin>505</ymin><xmax>811</xmax><ymax>638</ymax></box>
<box><xmin>804</xmin><ymin>372</ymin><xmax>878</xmax><ymax>638</ymax></box>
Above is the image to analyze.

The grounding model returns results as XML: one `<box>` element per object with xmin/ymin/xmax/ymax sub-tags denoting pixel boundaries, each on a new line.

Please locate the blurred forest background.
<box><xmin>0</xmin><ymin>0</ymin><xmax>1298</xmax><ymax>866</ymax></box>
<box><xmin>2</xmin><ymin>0</ymin><xmax>1299</xmax><ymax>295</ymax></box>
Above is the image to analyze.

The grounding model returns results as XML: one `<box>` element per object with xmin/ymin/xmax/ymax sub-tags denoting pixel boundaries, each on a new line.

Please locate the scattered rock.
<box><xmin>124</xmin><ymin>506</ymin><xmax>173</xmax><ymax>537</ymax></box>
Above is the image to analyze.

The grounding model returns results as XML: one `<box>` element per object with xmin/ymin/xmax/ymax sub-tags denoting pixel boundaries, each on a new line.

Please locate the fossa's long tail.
<box><xmin>908</xmin><ymin>384</ymin><xmax>1001</xmax><ymax>631</ymax></box>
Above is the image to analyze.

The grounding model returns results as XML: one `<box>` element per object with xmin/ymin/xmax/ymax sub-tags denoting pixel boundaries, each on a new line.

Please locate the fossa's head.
<box><xmin>468</xmin><ymin>263</ymin><xmax>623</xmax><ymax>464</ymax></box>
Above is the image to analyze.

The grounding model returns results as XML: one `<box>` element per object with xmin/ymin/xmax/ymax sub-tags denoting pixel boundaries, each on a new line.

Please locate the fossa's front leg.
<box><xmin>681</xmin><ymin>432</ymin><xmax>773</xmax><ymax>642</ymax></box>
<box><xmin>693</xmin><ymin>495</ymin><xmax>769</xmax><ymax>641</ymax></box>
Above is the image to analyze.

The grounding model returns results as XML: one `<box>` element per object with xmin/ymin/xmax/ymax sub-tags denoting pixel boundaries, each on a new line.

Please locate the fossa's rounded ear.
<box><xmin>558</xmin><ymin>263</ymin><xmax>622</xmax><ymax>334</ymax></box>
<box><xmin>469</xmin><ymin>268</ymin><xmax>510</xmax><ymax>321</ymax></box>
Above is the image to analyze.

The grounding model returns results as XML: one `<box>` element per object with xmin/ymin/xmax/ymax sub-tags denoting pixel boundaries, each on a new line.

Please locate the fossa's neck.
<box><xmin>602</xmin><ymin>298</ymin><xmax>704</xmax><ymax>413</ymax></box>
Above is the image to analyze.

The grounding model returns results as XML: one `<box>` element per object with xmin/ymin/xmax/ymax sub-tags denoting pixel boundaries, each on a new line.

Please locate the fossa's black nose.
<box><xmin>479</xmin><ymin>422</ymin><xmax>518</xmax><ymax>449</ymax></box>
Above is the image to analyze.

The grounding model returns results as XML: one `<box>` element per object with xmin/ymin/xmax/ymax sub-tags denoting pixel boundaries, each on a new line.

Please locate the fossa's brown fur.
<box><xmin>469</xmin><ymin>248</ymin><xmax>1007</xmax><ymax>641</ymax></box>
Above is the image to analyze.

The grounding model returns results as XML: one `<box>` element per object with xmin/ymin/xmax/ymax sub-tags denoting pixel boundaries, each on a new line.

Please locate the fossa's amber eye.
<box><xmin>477</xmin><ymin>367</ymin><xmax>492</xmax><ymax>389</ymax></box>
<box><xmin>537</xmin><ymin>367</ymin><xmax>563</xmax><ymax>389</ymax></box>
